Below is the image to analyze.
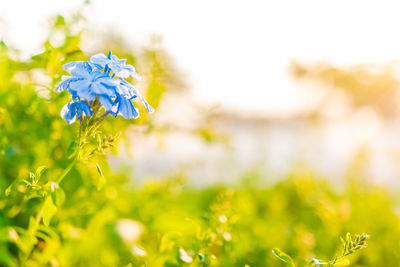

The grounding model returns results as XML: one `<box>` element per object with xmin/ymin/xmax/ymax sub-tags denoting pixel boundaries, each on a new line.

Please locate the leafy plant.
<box><xmin>273</xmin><ymin>233</ymin><xmax>369</xmax><ymax>266</ymax></box>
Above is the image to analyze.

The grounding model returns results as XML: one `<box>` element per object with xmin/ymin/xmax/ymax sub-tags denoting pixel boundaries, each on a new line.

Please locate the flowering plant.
<box><xmin>57</xmin><ymin>51</ymin><xmax>153</xmax><ymax>123</ymax></box>
<box><xmin>3</xmin><ymin>51</ymin><xmax>154</xmax><ymax>264</ymax></box>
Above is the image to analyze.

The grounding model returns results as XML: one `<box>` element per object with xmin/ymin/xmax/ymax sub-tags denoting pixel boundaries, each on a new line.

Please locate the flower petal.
<box><xmin>118</xmin><ymin>97</ymin><xmax>139</xmax><ymax>119</ymax></box>
<box><xmin>98</xmin><ymin>95</ymin><xmax>115</xmax><ymax>111</ymax></box>
<box><xmin>63</xmin><ymin>61</ymin><xmax>93</xmax><ymax>77</ymax></box>
<box><xmin>120</xmin><ymin>79</ymin><xmax>154</xmax><ymax>113</ymax></box>
<box><xmin>77</xmin><ymin>100</ymin><xmax>93</xmax><ymax>117</ymax></box>
<box><xmin>60</xmin><ymin>102</ymin><xmax>77</xmax><ymax>124</ymax></box>
<box><xmin>90</xmin><ymin>53</ymin><xmax>109</xmax><ymax>68</ymax></box>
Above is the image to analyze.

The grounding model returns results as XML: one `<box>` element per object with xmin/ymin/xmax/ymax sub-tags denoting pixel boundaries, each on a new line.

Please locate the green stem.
<box><xmin>56</xmin><ymin>157</ymin><xmax>78</xmax><ymax>184</ymax></box>
<box><xmin>329</xmin><ymin>255</ymin><xmax>345</xmax><ymax>266</ymax></box>
<box><xmin>56</xmin><ymin>118</ymin><xmax>82</xmax><ymax>184</ymax></box>
<box><xmin>34</xmin><ymin>203</ymin><xmax>44</xmax><ymax>228</ymax></box>
<box><xmin>24</xmin><ymin>201</ymin><xmax>45</xmax><ymax>262</ymax></box>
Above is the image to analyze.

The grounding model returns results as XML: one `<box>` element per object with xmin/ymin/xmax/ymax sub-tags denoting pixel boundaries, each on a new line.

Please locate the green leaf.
<box><xmin>96</xmin><ymin>163</ymin><xmax>104</xmax><ymax>177</ymax></box>
<box><xmin>272</xmin><ymin>248</ymin><xmax>296</xmax><ymax>267</ymax></box>
<box><xmin>97</xmin><ymin>134</ymin><xmax>102</xmax><ymax>147</ymax></box>
<box><xmin>42</xmin><ymin>197</ymin><xmax>57</xmax><ymax>226</ymax></box>
<box><xmin>95</xmin><ymin>163</ymin><xmax>106</xmax><ymax>190</ymax></box>
<box><xmin>5</xmin><ymin>180</ymin><xmax>26</xmax><ymax>196</ymax></box>
<box><xmin>35</xmin><ymin>166</ymin><xmax>48</xmax><ymax>178</ymax></box>
<box><xmin>5</xmin><ymin>183</ymin><xmax>13</xmax><ymax>196</ymax></box>
<box><xmin>49</xmin><ymin>182</ymin><xmax>65</xmax><ymax>206</ymax></box>
<box><xmin>198</xmin><ymin>253</ymin><xmax>205</xmax><ymax>261</ymax></box>
<box><xmin>54</xmin><ymin>15</ymin><xmax>66</xmax><ymax>27</ymax></box>
<box><xmin>24</xmin><ymin>189</ymin><xmax>45</xmax><ymax>201</ymax></box>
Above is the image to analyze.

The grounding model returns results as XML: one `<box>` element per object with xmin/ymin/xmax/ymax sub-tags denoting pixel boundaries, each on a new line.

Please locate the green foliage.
<box><xmin>273</xmin><ymin>233</ymin><xmax>369</xmax><ymax>266</ymax></box>
<box><xmin>272</xmin><ymin>248</ymin><xmax>296</xmax><ymax>267</ymax></box>
<box><xmin>0</xmin><ymin>12</ymin><xmax>399</xmax><ymax>267</ymax></box>
<box><xmin>341</xmin><ymin>233</ymin><xmax>369</xmax><ymax>257</ymax></box>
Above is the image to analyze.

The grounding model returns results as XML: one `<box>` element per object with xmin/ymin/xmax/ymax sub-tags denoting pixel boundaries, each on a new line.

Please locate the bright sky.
<box><xmin>2</xmin><ymin>0</ymin><xmax>400</xmax><ymax>114</ymax></box>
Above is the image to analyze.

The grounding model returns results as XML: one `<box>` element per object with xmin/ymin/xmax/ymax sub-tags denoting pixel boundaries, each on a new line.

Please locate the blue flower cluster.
<box><xmin>56</xmin><ymin>51</ymin><xmax>154</xmax><ymax>124</ymax></box>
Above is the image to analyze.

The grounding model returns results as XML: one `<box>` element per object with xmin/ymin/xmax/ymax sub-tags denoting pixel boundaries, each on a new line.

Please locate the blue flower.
<box><xmin>58</xmin><ymin>61</ymin><xmax>119</xmax><ymax>110</ymax></box>
<box><xmin>118</xmin><ymin>79</ymin><xmax>154</xmax><ymax>113</ymax></box>
<box><xmin>61</xmin><ymin>100</ymin><xmax>93</xmax><ymax>124</ymax></box>
<box><xmin>68</xmin><ymin>70</ymin><xmax>118</xmax><ymax>102</ymax></box>
<box><xmin>90</xmin><ymin>51</ymin><xmax>141</xmax><ymax>80</ymax></box>
<box><xmin>56</xmin><ymin>51</ymin><xmax>154</xmax><ymax>123</ymax></box>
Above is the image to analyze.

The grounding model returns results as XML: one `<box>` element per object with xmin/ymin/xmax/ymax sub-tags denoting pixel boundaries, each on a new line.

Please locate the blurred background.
<box><xmin>5</xmin><ymin>0</ymin><xmax>400</xmax><ymax>187</ymax></box>
<box><xmin>2</xmin><ymin>0</ymin><xmax>400</xmax><ymax>266</ymax></box>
